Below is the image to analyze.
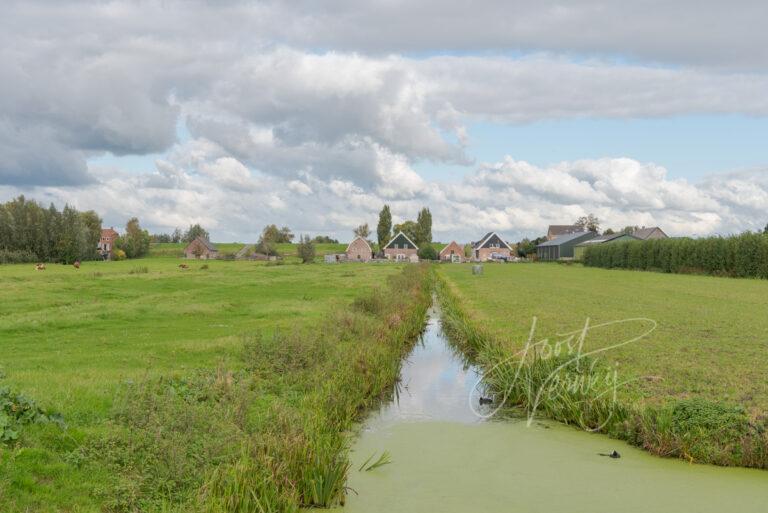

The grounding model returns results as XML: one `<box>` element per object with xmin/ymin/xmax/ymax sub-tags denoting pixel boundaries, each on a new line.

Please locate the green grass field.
<box><xmin>438</xmin><ymin>263</ymin><xmax>768</xmax><ymax>416</ymax></box>
<box><xmin>0</xmin><ymin>257</ymin><xmax>412</xmax><ymax>511</ymax></box>
<box><xmin>148</xmin><ymin>242</ymin><xmax>349</xmax><ymax>259</ymax></box>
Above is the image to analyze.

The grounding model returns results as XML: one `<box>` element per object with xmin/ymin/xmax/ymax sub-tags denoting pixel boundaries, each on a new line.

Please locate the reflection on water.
<box><xmin>345</xmin><ymin>303</ymin><xmax>768</xmax><ymax>513</ymax></box>
<box><xmin>368</xmin><ymin>304</ymin><xmax>488</xmax><ymax>426</ymax></box>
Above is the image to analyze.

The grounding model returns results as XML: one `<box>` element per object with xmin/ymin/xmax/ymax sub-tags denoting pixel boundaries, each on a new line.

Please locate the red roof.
<box><xmin>101</xmin><ymin>228</ymin><xmax>119</xmax><ymax>238</ymax></box>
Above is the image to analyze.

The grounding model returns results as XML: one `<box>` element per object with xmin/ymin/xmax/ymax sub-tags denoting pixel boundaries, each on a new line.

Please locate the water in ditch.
<box><xmin>343</xmin><ymin>304</ymin><xmax>768</xmax><ymax>513</ymax></box>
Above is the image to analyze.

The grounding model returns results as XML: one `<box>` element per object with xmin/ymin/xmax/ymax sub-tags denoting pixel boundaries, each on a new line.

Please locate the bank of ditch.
<box><xmin>61</xmin><ymin>264</ymin><xmax>432</xmax><ymax>512</ymax></box>
<box><xmin>435</xmin><ymin>272</ymin><xmax>768</xmax><ymax>470</ymax></box>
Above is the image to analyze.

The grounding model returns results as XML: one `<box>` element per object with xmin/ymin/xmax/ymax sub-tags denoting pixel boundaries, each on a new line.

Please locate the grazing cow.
<box><xmin>179</xmin><ymin>263</ymin><xmax>189</xmax><ymax>270</ymax></box>
<box><xmin>73</xmin><ymin>260</ymin><xmax>81</xmax><ymax>269</ymax></box>
<box><xmin>35</xmin><ymin>263</ymin><xmax>46</xmax><ymax>271</ymax></box>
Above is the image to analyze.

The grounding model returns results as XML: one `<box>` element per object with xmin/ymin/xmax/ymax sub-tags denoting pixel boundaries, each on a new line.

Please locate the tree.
<box><xmin>171</xmin><ymin>228</ymin><xmax>183</xmax><ymax>243</ymax></box>
<box><xmin>377</xmin><ymin>205</ymin><xmax>392</xmax><ymax>249</ymax></box>
<box><xmin>464</xmin><ymin>244</ymin><xmax>473</xmax><ymax>259</ymax></box>
<box><xmin>353</xmin><ymin>223</ymin><xmax>370</xmax><ymax>239</ymax></box>
<box><xmin>575</xmin><ymin>214</ymin><xmax>600</xmax><ymax>233</ymax></box>
<box><xmin>183</xmin><ymin>224</ymin><xmax>210</xmax><ymax>243</ymax></box>
<box><xmin>79</xmin><ymin>210</ymin><xmax>103</xmax><ymax>261</ymax></box>
<box><xmin>393</xmin><ymin>220</ymin><xmax>419</xmax><ymax>244</ymax></box>
<box><xmin>118</xmin><ymin>217</ymin><xmax>150</xmax><ymax>259</ymax></box>
<box><xmin>311</xmin><ymin>235</ymin><xmax>339</xmax><ymax>244</ymax></box>
<box><xmin>415</xmin><ymin>207</ymin><xmax>432</xmax><ymax>246</ymax></box>
<box><xmin>278</xmin><ymin>226</ymin><xmax>294</xmax><ymax>243</ymax></box>
<box><xmin>297</xmin><ymin>235</ymin><xmax>316</xmax><ymax>263</ymax></box>
<box><xmin>603</xmin><ymin>228</ymin><xmax>615</xmax><ymax>235</ymax></box>
<box><xmin>622</xmin><ymin>225</ymin><xmax>640</xmax><ymax>235</ymax></box>
<box><xmin>764</xmin><ymin>223</ymin><xmax>768</xmax><ymax>235</ymax></box>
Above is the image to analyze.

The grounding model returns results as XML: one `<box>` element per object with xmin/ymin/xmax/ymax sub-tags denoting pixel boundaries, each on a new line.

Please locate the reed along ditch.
<box><xmin>343</xmin><ymin>302</ymin><xmax>768</xmax><ymax>513</ymax></box>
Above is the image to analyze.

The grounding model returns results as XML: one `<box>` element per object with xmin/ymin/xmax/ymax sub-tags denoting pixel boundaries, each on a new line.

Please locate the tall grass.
<box><xmin>583</xmin><ymin>232</ymin><xmax>768</xmax><ymax>279</ymax></box>
<box><xmin>86</xmin><ymin>264</ymin><xmax>432</xmax><ymax>511</ymax></box>
<box><xmin>435</xmin><ymin>274</ymin><xmax>768</xmax><ymax>468</ymax></box>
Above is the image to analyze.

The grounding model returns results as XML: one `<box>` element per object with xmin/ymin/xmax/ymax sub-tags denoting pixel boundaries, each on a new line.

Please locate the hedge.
<box><xmin>582</xmin><ymin>232</ymin><xmax>768</xmax><ymax>279</ymax></box>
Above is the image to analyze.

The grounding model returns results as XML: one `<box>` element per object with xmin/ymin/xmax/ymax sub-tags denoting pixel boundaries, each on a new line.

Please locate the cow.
<box><xmin>73</xmin><ymin>260</ymin><xmax>81</xmax><ymax>269</ymax></box>
<box><xmin>35</xmin><ymin>263</ymin><xmax>46</xmax><ymax>271</ymax></box>
<box><xmin>179</xmin><ymin>263</ymin><xmax>189</xmax><ymax>270</ymax></box>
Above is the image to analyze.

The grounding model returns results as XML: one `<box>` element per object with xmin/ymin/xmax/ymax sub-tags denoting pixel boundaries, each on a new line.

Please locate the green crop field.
<box><xmin>0</xmin><ymin>257</ymin><xmax>417</xmax><ymax>511</ymax></box>
<box><xmin>148</xmin><ymin>242</ymin><xmax>348</xmax><ymax>259</ymax></box>
<box><xmin>438</xmin><ymin>263</ymin><xmax>768</xmax><ymax>416</ymax></box>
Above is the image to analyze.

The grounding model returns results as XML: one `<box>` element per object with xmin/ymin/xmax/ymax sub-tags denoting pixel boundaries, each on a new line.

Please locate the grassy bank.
<box><xmin>0</xmin><ymin>259</ymin><xmax>430</xmax><ymax>511</ymax></box>
<box><xmin>436</xmin><ymin>264</ymin><xmax>768</xmax><ymax>468</ymax></box>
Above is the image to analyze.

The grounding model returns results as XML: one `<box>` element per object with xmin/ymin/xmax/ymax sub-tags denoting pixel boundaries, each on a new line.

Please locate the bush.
<box><xmin>297</xmin><ymin>235</ymin><xmax>316</xmax><ymax>263</ymax></box>
<box><xmin>417</xmin><ymin>245</ymin><xmax>437</xmax><ymax>260</ymax></box>
<box><xmin>583</xmin><ymin>232</ymin><xmax>768</xmax><ymax>279</ymax></box>
<box><xmin>0</xmin><ymin>249</ymin><xmax>38</xmax><ymax>264</ymax></box>
<box><xmin>113</xmin><ymin>249</ymin><xmax>127</xmax><ymax>261</ymax></box>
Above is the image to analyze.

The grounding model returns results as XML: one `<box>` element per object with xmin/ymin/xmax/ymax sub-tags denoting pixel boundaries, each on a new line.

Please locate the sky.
<box><xmin>2</xmin><ymin>1</ymin><xmax>768</xmax><ymax>243</ymax></box>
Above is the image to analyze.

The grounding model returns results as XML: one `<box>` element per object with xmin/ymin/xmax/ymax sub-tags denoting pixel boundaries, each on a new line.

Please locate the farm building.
<box><xmin>472</xmin><ymin>232</ymin><xmax>513</xmax><ymax>261</ymax></box>
<box><xmin>537</xmin><ymin>231</ymin><xmax>597</xmax><ymax>261</ymax></box>
<box><xmin>346</xmin><ymin>236</ymin><xmax>373</xmax><ymax>262</ymax></box>
<box><xmin>98</xmin><ymin>227</ymin><xmax>119</xmax><ymax>260</ymax></box>
<box><xmin>439</xmin><ymin>241</ymin><xmax>465</xmax><ymax>262</ymax></box>
<box><xmin>547</xmin><ymin>224</ymin><xmax>580</xmax><ymax>240</ymax></box>
<box><xmin>573</xmin><ymin>232</ymin><xmax>640</xmax><ymax>260</ymax></box>
<box><xmin>632</xmin><ymin>227</ymin><xmax>668</xmax><ymax>240</ymax></box>
<box><xmin>383</xmin><ymin>231</ymin><xmax>419</xmax><ymax>262</ymax></box>
<box><xmin>184</xmin><ymin>237</ymin><xmax>219</xmax><ymax>259</ymax></box>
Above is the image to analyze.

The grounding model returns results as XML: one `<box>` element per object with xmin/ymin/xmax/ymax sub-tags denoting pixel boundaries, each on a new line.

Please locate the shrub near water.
<box><xmin>583</xmin><ymin>232</ymin><xmax>768</xmax><ymax>279</ymax></box>
<box><xmin>86</xmin><ymin>264</ymin><xmax>432</xmax><ymax>511</ymax></box>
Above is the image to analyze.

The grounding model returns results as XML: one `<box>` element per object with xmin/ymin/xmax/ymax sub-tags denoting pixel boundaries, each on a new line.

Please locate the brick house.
<box><xmin>184</xmin><ymin>237</ymin><xmax>219</xmax><ymax>259</ymax></box>
<box><xmin>98</xmin><ymin>227</ymin><xmax>119</xmax><ymax>260</ymax></box>
<box><xmin>472</xmin><ymin>232</ymin><xmax>513</xmax><ymax>261</ymax></box>
<box><xmin>345</xmin><ymin>236</ymin><xmax>373</xmax><ymax>262</ymax></box>
<box><xmin>383</xmin><ymin>231</ymin><xmax>419</xmax><ymax>262</ymax></box>
<box><xmin>439</xmin><ymin>241</ymin><xmax>465</xmax><ymax>262</ymax></box>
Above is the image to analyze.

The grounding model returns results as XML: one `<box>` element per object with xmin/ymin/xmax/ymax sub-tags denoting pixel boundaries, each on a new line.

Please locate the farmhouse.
<box><xmin>346</xmin><ymin>236</ymin><xmax>373</xmax><ymax>262</ymax></box>
<box><xmin>383</xmin><ymin>231</ymin><xmax>419</xmax><ymax>262</ymax></box>
<box><xmin>472</xmin><ymin>232</ymin><xmax>513</xmax><ymax>261</ymax></box>
<box><xmin>547</xmin><ymin>224</ymin><xmax>580</xmax><ymax>240</ymax></box>
<box><xmin>184</xmin><ymin>237</ymin><xmax>219</xmax><ymax>259</ymax></box>
<box><xmin>98</xmin><ymin>227</ymin><xmax>119</xmax><ymax>260</ymax></box>
<box><xmin>537</xmin><ymin>231</ymin><xmax>597</xmax><ymax>261</ymax></box>
<box><xmin>439</xmin><ymin>241</ymin><xmax>465</xmax><ymax>262</ymax></box>
<box><xmin>573</xmin><ymin>232</ymin><xmax>640</xmax><ymax>260</ymax></box>
<box><xmin>632</xmin><ymin>227</ymin><xmax>668</xmax><ymax>240</ymax></box>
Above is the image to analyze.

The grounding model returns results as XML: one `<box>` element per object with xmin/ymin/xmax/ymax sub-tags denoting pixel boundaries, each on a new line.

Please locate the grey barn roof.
<box><xmin>537</xmin><ymin>231</ymin><xmax>595</xmax><ymax>247</ymax></box>
<box><xmin>632</xmin><ymin>227</ymin><xmax>667</xmax><ymax>240</ymax></box>
<box><xmin>575</xmin><ymin>232</ymin><xmax>640</xmax><ymax>246</ymax></box>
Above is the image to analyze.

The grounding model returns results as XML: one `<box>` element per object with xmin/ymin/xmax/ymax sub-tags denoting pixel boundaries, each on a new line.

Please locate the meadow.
<box><xmin>437</xmin><ymin>262</ymin><xmax>768</xmax><ymax>467</ymax></box>
<box><xmin>438</xmin><ymin>262</ymin><xmax>768</xmax><ymax>412</ymax></box>
<box><xmin>0</xmin><ymin>257</ymin><xmax>429</xmax><ymax>511</ymax></box>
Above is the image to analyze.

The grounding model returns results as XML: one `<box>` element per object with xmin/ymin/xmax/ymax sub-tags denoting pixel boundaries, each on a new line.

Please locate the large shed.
<box><xmin>346</xmin><ymin>236</ymin><xmax>373</xmax><ymax>262</ymax></box>
<box><xmin>573</xmin><ymin>232</ymin><xmax>640</xmax><ymax>260</ymax></box>
<box><xmin>537</xmin><ymin>231</ymin><xmax>597</xmax><ymax>261</ymax></box>
<box><xmin>184</xmin><ymin>237</ymin><xmax>219</xmax><ymax>259</ymax></box>
<box><xmin>632</xmin><ymin>227</ymin><xmax>668</xmax><ymax>240</ymax></box>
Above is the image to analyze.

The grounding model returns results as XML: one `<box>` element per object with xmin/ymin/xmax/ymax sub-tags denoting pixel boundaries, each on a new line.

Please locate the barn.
<box><xmin>184</xmin><ymin>237</ymin><xmax>219</xmax><ymax>259</ymax></box>
<box><xmin>383</xmin><ymin>231</ymin><xmax>419</xmax><ymax>261</ymax></box>
<box><xmin>439</xmin><ymin>241</ymin><xmax>465</xmax><ymax>262</ymax></box>
<box><xmin>632</xmin><ymin>227</ymin><xmax>668</xmax><ymax>240</ymax></box>
<box><xmin>346</xmin><ymin>236</ymin><xmax>373</xmax><ymax>262</ymax></box>
<box><xmin>537</xmin><ymin>231</ymin><xmax>597</xmax><ymax>261</ymax></box>
<box><xmin>573</xmin><ymin>232</ymin><xmax>640</xmax><ymax>260</ymax></box>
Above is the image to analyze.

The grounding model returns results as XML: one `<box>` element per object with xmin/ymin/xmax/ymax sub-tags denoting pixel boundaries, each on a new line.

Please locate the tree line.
<box><xmin>582</xmin><ymin>232</ymin><xmax>768</xmax><ymax>279</ymax></box>
<box><xmin>0</xmin><ymin>196</ymin><xmax>102</xmax><ymax>264</ymax></box>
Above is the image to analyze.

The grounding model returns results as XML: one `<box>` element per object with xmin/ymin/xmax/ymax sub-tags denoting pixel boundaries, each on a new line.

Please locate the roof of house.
<box><xmin>632</xmin><ymin>227</ymin><xmax>668</xmax><ymax>240</ymax></box>
<box><xmin>548</xmin><ymin>224</ymin><xmax>580</xmax><ymax>237</ymax></box>
<box><xmin>187</xmin><ymin>236</ymin><xmax>218</xmax><ymax>252</ymax></box>
<box><xmin>537</xmin><ymin>231</ymin><xmax>596</xmax><ymax>247</ymax></box>
<box><xmin>345</xmin><ymin>236</ymin><xmax>372</xmax><ymax>252</ymax></box>
<box><xmin>575</xmin><ymin>232</ymin><xmax>640</xmax><ymax>246</ymax></box>
<box><xmin>383</xmin><ymin>231</ymin><xmax>419</xmax><ymax>250</ymax></box>
<box><xmin>439</xmin><ymin>241</ymin><xmax>463</xmax><ymax>256</ymax></box>
<box><xmin>473</xmin><ymin>232</ymin><xmax>513</xmax><ymax>250</ymax></box>
<box><xmin>101</xmin><ymin>227</ymin><xmax>119</xmax><ymax>237</ymax></box>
